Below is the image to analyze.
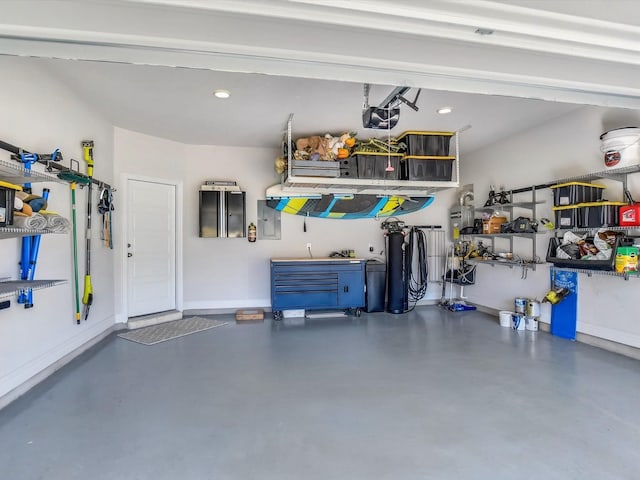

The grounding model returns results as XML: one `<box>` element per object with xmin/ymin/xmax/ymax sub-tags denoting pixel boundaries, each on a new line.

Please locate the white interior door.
<box><xmin>127</xmin><ymin>178</ymin><xmax>176</xmax><ymax>317</ymax></box>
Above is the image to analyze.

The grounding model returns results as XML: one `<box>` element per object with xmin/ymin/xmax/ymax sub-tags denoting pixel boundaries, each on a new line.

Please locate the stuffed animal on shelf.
<box><xmin>294</xmin><ymin>132</ymin><xmax>357</xmax><ymax>161</ymax></box>
<box><xmin>274</xmin><ymin>156</ymin><xmax>287</xmax><ymax>174</ymax></box>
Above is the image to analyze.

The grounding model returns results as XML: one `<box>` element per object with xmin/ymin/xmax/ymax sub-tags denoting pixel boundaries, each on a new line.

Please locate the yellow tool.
<box><xmin>543</xmin><ymin>286</ymin><xmax>570</xmax><ymax>305</ymax></box>
<box><xmin>81</xmin><ymin>141</ymin><xmax>94</xmax><ymax>320</ymax></box>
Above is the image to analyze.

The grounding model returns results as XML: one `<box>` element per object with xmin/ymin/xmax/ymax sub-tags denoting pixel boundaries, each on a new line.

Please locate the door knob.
<box><xmin>127</xmin><ymin>253</ymin><xmax>133</xmax><ymax>258</ymax></box>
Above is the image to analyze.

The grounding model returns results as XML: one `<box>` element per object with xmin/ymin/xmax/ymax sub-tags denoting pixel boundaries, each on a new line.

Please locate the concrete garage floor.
<box><xmin>1</xmin><ymin>307</ymin><xmax>639</xmax><ymax>480</ymax></box>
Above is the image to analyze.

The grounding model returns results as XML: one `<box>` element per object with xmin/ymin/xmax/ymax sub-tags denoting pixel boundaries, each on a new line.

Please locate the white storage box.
<box><xmin>600</xmin><ymin>127</ymin><xmax>640</xmax><ymax>169</ymax></box>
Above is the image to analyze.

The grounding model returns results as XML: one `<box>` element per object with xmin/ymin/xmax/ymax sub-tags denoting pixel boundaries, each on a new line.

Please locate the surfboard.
<box><xmin>266</xmin><ymin>193</ymin><xmax>434</xmax><ymax>219</ymax></box>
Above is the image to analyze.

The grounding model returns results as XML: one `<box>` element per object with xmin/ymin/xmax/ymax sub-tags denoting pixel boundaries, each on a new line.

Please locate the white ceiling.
<box><xmin>3</xmin><ymin>0</ymin><xmax>640</xmax><ymax>152</ymax></box>
<box><xmin>37</xmin><ymin>58</ymin><xmax>580</xmax><ymax>152</ymax></box>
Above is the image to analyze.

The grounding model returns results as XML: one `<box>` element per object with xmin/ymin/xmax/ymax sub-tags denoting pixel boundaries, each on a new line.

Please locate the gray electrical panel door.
<box><xmin>257</xmin><ymin>200</ymin><xmax>281</xmax><ymax>240</ymax></box>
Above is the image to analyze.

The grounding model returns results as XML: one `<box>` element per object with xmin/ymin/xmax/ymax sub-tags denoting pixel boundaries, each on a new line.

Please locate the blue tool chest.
<box><xmin>270</xmin><ymin>258</ymin><xmax>365</xmax><ymax>320</ymax></box>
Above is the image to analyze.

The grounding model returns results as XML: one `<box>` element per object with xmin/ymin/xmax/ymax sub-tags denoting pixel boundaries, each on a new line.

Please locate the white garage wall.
<box><xmin>0</xmin><ymin>56</ymin><xmax>115</xmax><ymax>400</ymax></box>
<box><xmin>462</xmin><ymin>106</ymin><xmax>640</xmax><ymax>348</ymax></box>
<box><xmin>113</xmin><ymin>132</ymin><xmax>455</xmax><ymax>312</ymax></box>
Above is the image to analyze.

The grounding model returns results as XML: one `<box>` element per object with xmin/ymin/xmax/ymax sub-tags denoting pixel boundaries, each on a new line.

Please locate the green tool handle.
<box><xmin>71</xmin><ymin>183</ymin><xmax>81</xmax><ymax>324</ymax></box>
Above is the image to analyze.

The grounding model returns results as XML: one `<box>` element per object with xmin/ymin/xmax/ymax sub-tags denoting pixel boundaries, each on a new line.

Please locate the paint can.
<box><xmin>525</xmin><ymin>299</ymin><xmax>541</xmax><ymax>318</ymax></box>
<box><xmin>514</xmin><ymin>297</ymin><xmax>527</xmax><ymax>314</ymax></box>
<box><xmin>526</xmin><ymin>317</ymin><xmax>539</xmax><ymax>331</ymax></box>
<box><xmin>512</xmin><ymin>313</ymin><xmax>525</xmax><ymax>330</ymax></box>
<box><xmin>499</xmin><ymin>310</ymin><xmax>513</xmax><ymax>328</ymax></box>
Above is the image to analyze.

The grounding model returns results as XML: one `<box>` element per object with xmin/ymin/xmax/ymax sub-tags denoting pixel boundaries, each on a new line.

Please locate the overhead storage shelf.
<box><xmin>276</xmin><ymin>114</ymin><xmax>460</xmax><ymax>196</ymax></box>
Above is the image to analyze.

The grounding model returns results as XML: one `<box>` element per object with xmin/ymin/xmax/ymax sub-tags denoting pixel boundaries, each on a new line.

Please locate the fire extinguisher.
<box><xmin>248</xmin><ymin>222</ymin><xmax>257</xmax><ymax>242</ymax></box>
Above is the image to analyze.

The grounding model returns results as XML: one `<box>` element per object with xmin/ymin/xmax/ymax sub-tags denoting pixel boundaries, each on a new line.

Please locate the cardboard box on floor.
<box><xmin>235</xmin><ymin>309</ymin><xmax>265</xmax><ymax>321</ymax></box>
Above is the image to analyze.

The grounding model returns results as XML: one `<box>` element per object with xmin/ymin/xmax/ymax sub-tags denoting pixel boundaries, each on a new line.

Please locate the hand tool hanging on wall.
<box><xmin>98</xmin><ymin>185</ymin><xmax>114</xmax><ymax>248</ymax></box>
<box><xmin>58</xmin><ymin>159</ymin><xmax>91</xmax><ymax>324</ymax></box>
<box><xmin>81</xmin><ymin>141</ymin><xmax>94</xmax><ymax>320</ymax></box>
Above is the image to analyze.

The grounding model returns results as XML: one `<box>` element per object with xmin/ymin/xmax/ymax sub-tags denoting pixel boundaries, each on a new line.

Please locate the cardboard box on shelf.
<box><xmin>482</xmin><ymin>216</ymin><xmax>507</xmax><ymax>234</ymax></box>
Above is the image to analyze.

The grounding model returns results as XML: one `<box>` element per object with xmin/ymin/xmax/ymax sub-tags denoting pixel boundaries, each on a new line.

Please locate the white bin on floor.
<box><xmin>499</xmin><ymin>310</ymin><xmax>513</xmax><ymax>328</ymax></box>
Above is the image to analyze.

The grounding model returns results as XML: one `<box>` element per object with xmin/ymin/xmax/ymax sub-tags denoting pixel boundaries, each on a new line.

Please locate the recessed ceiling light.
<box><xmin>213</xmin><ymin>89</ymin><xmax>230</xmax><ymax>99</ymax></box>
<box><xmin>437</xmin><ymin>107</ymin><xmax>453</xmax><ymax>115</ymax></box>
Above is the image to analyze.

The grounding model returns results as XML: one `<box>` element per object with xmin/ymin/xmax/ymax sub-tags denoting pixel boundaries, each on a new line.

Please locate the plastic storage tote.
<box><xmin>550</xmin><ymin>181</ymin><xmax>605</xmax><ymax>206</ymax></box>
<box><xmin>546</xmin><ymin>236</ymin><xmax>620</xmax><ymax>271</ymax></box>
<box><xmin>402</xmin><ymin>156</ymin><xmax>455</xmax><ymax>181</ymax></box>
<box><xmin>353</xmin><ymin>152</ymin><xmax>401</xmax><ymax>180</ymax></box>
<box><xmin>0</xmin><ymin>180</ymin><xmax>20</xmax><ymax>227</ymax></box>
<box><xmin>579</xmin><ymin>201</ymin><xmax>626</xmax><ymax>227</ymax></box>
<box><xmin>339</xmin><ymin>157</ymin><xmax>358</xmax><ymax>179</ymax></box>
<box><xmin>397</xmin><ymin>131</ymin><xmax>454</xmax><ymax>156</ymax></box>
<box><xmin>552</xmin><ymin>204</ymin><xmax>582</xmax><ymax>229</ymax></box>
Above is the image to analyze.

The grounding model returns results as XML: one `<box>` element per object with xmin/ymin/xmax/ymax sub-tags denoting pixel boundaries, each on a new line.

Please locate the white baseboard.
<box><xmin>475</xmin><ymin>304</ymin><xmax>640</xmax><ymax>360</ymax></box>
<box><xmin>0</xmin><ymin>325</ymin><xmax>118</xmax><ymax>411</ymax></box>
<box><xmin>184</xmin><ymin>307</ymin><xmax>271</xmax><ymax>316</ymax></box>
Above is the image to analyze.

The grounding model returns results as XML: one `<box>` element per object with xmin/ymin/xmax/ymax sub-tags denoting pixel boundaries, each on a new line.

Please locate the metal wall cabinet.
<box><xmin>270</xmin><ymin>258</ymin><xmax>365</xmax><ymax>319</ymax></box>
<box><xmin>199</xmin><ymin>189</ymin><xmax>246</xmax><ymax>238</ymax></box>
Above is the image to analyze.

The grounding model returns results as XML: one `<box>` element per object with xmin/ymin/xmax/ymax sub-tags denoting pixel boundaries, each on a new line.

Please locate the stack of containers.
<box><xmin>396</xmin><ymin>131</ymin><xmax>456</xmax><ymax>181</ymax></box>
<box><xmin>550</xmin><ymin>181</ymin><xmax>625</xmax><ymax>229</ymax></box>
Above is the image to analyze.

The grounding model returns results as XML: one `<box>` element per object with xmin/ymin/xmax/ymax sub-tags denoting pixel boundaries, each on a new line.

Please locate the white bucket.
<box><xmin>526</xmin><ymin>317</ymin><xmax>539</xmax><ymax>331</ymax></box>
<box><xmin>499</xmin><ymin>310</ymin><xmax>513</xmax><ymax>327</ymax></box>
<box><xmin>600</xmin><ymin>127</ymin><xmax>640</xmax><ymax>169</ymax></box>
<box><xmin>512</xmin><ymin>313</ymin><xmax>526</xmax><ymax>330</ymax></box>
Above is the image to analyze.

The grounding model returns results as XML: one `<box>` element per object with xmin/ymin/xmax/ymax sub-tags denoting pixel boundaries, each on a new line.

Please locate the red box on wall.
<box><xmin>619</xmin><ymin>204</ymin><xmax>640</xmax><ymax>227</ymax></box>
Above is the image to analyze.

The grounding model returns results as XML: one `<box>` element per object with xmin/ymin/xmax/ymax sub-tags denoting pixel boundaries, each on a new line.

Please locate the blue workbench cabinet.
<box><xmin>270</xmin><ymin>258</ymin><xmax>366</xmax><ymax>320</ymax></box>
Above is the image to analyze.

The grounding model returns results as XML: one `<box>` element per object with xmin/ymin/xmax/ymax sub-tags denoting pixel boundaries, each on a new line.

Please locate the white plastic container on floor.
<box><xmin>526</xmin><ymin>317</ymin><xmax>539</xmax><ymax>331</ymax></box>
<box><xmin>600</xmin><ymin>127</ymin><xmax>640</xmax><ymax>169</ymax></box>
<box><xmin>499</xmin><ymin>310</ymin><xmax>513</xmax><ymax>327</ymax></box>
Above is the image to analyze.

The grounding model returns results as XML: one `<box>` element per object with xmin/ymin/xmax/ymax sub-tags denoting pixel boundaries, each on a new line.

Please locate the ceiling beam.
<box><xmin>1</xmin><ymin>0</ymin><xmax>640</xmax><ymax>108</ymax></box>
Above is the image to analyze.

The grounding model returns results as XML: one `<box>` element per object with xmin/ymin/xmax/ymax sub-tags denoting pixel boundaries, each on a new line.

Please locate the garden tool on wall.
<box><xmin>58</xmin><ymin>158</ymin><xmax>91</xmax><ymax>324</ymax></box>
<box><xmin>81</xmin><ymin>141</ymin><xmax>94</xmax><ymax>320</ymax></box>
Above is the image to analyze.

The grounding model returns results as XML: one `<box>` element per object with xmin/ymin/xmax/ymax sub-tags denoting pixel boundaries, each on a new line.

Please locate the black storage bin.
<box><xmin>552</xmin><ymin>204</ymin><xmax>582</xmax><ymax>229</ymax></box>
<box><xmin>339</xmin><ymin>157</ymin><xmax>358</xmax><ymax>179</ymax></box>
<box><xmin>402</xmin><ymin>156</ymin><xmax>454</xmax><ymax>181</ymax></box>
<box><xmin>579</xmin><ymin>202</ymin><xmax>626</xmax><ymax>228</ymax></box>
<box><xmin>550</xmin><ymin>182</ymin><xmax>605</xmax><ymax>206</ymax></box>
<box><xmin>354</xmin><ymin>152</ymin><xmax>401</xmax><ymax>180</ymax></box>
<box><xmin>397</xmin><ymin>131</ymin><xmax>453</xmax><ymax>156</ymax></box>
<box><xmin>365</xmin><ymin>260</ymin><xmax>386</xmax><ymax>312</ymax></box>
<box><xmin>0</xmin><ymin>183</ymin><xmax>18</xmax><ymax>227</ymax></box>
<box><xmin>546</xmin><ymin>236</ymin><xmax>620</xmax><ymax>271</ymax></box>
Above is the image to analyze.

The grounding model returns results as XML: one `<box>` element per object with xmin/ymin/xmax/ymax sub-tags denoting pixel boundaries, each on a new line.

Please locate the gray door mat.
<box><xmin>118</xmin><ymin>316</ymin><xmax>228</xmax><ymax>345</ymax></box>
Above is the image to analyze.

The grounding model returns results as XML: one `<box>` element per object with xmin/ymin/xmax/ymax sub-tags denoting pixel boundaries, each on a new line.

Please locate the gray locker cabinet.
<box><xmin>270</xmin><ymin>258</ymin><xmax>365</xmax><ymax>320</ymax></box>
<box><xmin>199</xmin><ymin>190</ymin><xmax>246</xmax><ymax>238</ymax></box>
